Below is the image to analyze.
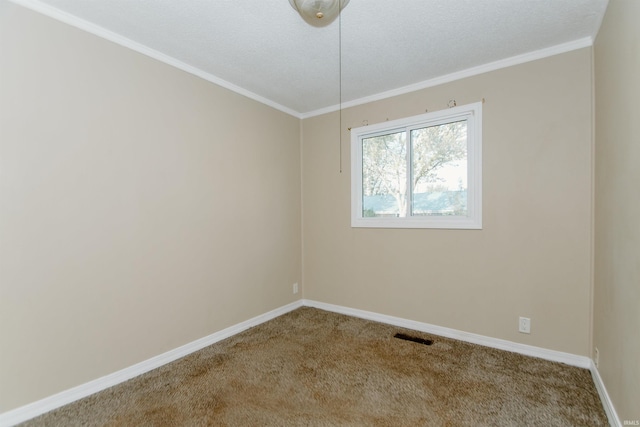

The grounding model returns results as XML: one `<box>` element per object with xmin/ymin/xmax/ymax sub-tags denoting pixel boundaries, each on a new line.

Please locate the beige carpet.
<box><xmin>22</xmin><ymin>307</ymin><xmax>608</xmax><ymax>426</ymax></box>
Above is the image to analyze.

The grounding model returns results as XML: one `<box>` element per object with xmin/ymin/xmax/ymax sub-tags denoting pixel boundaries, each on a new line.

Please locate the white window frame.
<box><xmin>351</xmin><ymin>102</ymin><xmax>482</xmax><ymax>229</ymax></box>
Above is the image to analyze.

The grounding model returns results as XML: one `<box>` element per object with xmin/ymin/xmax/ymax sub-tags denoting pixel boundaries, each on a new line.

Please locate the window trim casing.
<box><xmin>350</xmin><ymin>102</ymin><xmax>482</xmax><ymax>229</ymax></box>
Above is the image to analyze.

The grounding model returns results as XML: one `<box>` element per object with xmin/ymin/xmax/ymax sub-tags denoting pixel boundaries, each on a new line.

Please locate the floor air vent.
<box><xmin>394</xmin><ymin>333</ymin><xmax>433</xmax><ymax>346</ymax></box>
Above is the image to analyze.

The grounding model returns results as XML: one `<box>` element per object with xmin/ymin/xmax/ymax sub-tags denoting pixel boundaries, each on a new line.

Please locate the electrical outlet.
<box><xmin>519</xmin><ymin>317</ymin><xmax>531</xmax><ymax>334</ymax></box>
<box><xmin>293</xmin><ymin>283</ymin><xmax>299</xmax><ymax>294</ymax></box>
<box><xmin>594</xmin><ymin>347</ymin><xmax>599</xmax><ymax>368</ymax></box>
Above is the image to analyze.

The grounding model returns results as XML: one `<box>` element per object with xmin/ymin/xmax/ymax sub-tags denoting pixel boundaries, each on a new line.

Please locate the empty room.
<box><xmin>0</xmin><ymin>0</ymin><xmax>638</xmax><ymax>425</ymax></box>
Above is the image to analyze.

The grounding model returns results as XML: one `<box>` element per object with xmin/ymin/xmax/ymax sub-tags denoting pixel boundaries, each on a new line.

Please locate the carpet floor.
<box><xmin>22</xmin><ymin>307</ymin><xmax>608</xmax><ymax>426</ymax></box>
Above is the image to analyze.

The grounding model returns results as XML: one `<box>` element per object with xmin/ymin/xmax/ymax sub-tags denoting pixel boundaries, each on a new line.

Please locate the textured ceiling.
<box><xmin>13</xmin><ymin>0</ymin><xmax>608</xmax><ymax>117</ymax></box>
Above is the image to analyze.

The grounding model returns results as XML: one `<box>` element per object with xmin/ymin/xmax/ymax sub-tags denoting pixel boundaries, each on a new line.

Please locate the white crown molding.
<box><xmin>6</xmin><ymin>0</ymin><xmax>302</xmax><ymax>119</ymax></box>
<box><xmin>9</xmin><ymin>0</ymin><xmax>594</xmax><ymax>120</ymax></box>
<box><xmin>0</xmin><ymin>300</ymin><xmax>304</xmax><ymax>427</ymax></box>
<box><xmin>592</xmin><ymin>0</ymin><xmax>610</xmax><ymax>44</ymax></box>
<box><xmin>300</xmin><ymin>37</ymin><xmax>594</xmax><ymax>119</ymax></box>
<box><xmin>590</xmin><ymin>361</ymin><xmax>622</xmax><ymax>427</ymax></box>
<box><xmin>302</xmin><ymin>299</ymin><xmax>592</xmax><ymax>368</ymax></box>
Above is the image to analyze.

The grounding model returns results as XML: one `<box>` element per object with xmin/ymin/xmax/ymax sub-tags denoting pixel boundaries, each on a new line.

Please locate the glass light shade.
<box><xmin>288</xmin><ymin>0</ymin><xmax>350</xmax><ymax>27</ymax></box>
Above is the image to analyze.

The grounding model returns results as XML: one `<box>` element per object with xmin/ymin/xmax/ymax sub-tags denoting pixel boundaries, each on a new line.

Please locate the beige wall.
<box><xmin>594</xmin><ymin>0</ymin><xmax>640</xmax><ymax>422</ymax></box>
<box><xmin>0</xmin><ymin>3</ymin><xmax>301</xmax><ymax>411</ymax></box>
<box><xmin>5</xmin><ymin>0</ymin><xmax>634</xmax><ymax>418</ymax></box>
<box><xmin>302</xmin><ymin>49</ymin><xmax>594</xmax><ymax>356</ymax></box>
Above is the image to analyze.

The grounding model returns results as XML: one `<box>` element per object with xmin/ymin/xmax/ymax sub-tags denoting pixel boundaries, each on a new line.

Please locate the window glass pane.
<box><xmin>410</xmin><ymin>121</ymin><xmax>467</xmax><ymax>216</ymax></box>
<box><xmin>362</xmin><ymin>131</ymin><xmax>407</xmax><ymax>217</ymax></box>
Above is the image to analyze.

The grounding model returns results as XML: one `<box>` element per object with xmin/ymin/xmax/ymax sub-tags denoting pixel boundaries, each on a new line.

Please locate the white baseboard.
<box><xmin>590</xmin><ymin>361</ymin><xmax>622</xmax><ymax>427</ymax></box>
<box><xmin>303</xmin><ymin>299</ymin><xmax>592</xmax><ymax>368</ymax></box>
<box><xmin>0</xmin><ymin>300</ymin><xmax>303</xmax><ymax>427</ymax></box>
<box><xmin>304</xmin><ymin>300</ymin><xmax>622</xmax><ymax>426</ymax></box>
<box><xmin>1</xmin><ymin>299</ymin><xmax>618</xmax><ymax>427</ymax></box>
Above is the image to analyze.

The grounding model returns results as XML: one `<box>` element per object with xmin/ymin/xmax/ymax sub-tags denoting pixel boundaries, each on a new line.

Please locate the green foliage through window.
<box><xmin>351</xmin><ymin>102</ymin><xmax>482</xmax><ymax>229</ymax></box>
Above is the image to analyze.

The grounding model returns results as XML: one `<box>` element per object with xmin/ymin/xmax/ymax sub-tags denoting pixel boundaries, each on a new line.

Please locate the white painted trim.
<box><xmin>0</xmin><ymin>300</ymin><xmax>304</xmax><ymax>427</ymax></box>
<box><xmin>303</xmin><ymin>299</ymin><xmax>592</xmax><ymax>369</ymax></box>
<box><xmin>590</xmin><ymin>361</ymin><xmax>622</xmax><ymax>427</ymax></box>
<box><xmin>6</xmin><ymin>0</ymin><xmax>302</xmax><ymax>119</ymax></box>
<box><xmin>592</xmin><ymin>0</ymin><xmax>610</xmax><ymax>44</ymax></box>
<box><xmin>2</xmin><ymin>299</ymin><xmax>614</xmax><ymax>426</ymax></box>
<box><xmin>8</xmin><ymin>0</ymin><xmax>593</xmax><ymax>120</ymax></box>
<box><xmin>350</xmin><ymin>102</ymin><xmax>482</xmax><ymax>230</ymax></box>
<box><xmin>301</xmin><ymin>37</ymin><xmax>594</xmax><ymax>119</ymax></box>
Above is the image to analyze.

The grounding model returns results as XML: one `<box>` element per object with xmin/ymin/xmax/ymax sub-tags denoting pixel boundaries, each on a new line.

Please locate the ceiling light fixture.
<box><xmin>288</xmin><ymin>0</ymin><xmax>350</xmax><ymax>27</ymax></box>
<box><xmin>289</xmin><ymin>0</ymin><xmax>349</xmax><ymax>172</ymax></box>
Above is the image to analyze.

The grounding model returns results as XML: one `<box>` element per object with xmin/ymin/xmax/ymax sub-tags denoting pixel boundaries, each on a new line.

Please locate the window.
<box><xmin>351</xmin><ymin>102</ymin><xmax>482</xmax><ymax>229</ymax></box>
